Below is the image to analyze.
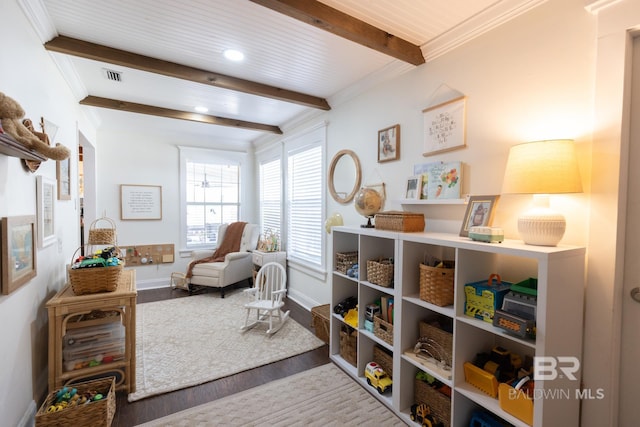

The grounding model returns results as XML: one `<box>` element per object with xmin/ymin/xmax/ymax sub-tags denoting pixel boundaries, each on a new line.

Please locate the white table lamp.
<box><xmin>502</xmin><ymin>139</ymin><xmax>583</xmax><ymax>246</ymax></box>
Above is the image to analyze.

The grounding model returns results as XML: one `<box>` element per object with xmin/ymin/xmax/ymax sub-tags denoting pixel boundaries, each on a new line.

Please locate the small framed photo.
<box><xmin>57</xmin><ymin>157</ymin><xmax>71</xmax><ymax>200</ymax></box>
<box><xmin>378</xmin><ymin>124</ymin><xmax>400</xmax><ymax>163</ymax></box>
<box><xmin>405</xmin><ymin>176</ymin><xmax>421</xmax><ymax>200</ymax></box>
<box><xmin>460</xmin><ymin>195</ymin><xmax>500</xmax><ymax>237</ymax></box>
<box><xmin>423</xmin><ymin>96</ymin><xmax>467</xmax><ymax>157</ymax></box>
<box><xmin>36</xmin><ymin>176</ymin><xmax>56</xmax><ymax>248</ymax></box>
<box><xmin>1</xmin><ymin>215</ymin><xmax>37</xmax><ymax>295</ymax></box>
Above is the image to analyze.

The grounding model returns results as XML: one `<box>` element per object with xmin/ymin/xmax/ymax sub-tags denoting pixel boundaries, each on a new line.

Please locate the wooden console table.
<box><xmin>46</xmin><ymin>269</ymin><xmax>137</xmax><ymax>393</ymax></box>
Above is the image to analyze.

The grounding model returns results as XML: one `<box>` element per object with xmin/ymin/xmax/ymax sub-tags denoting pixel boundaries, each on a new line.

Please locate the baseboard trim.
<box><xmin>287</xmin><ymin>289</ymin><xmax>320</xmax><ymax>312</ymax></box>
<box><xmin>135</xmin><ymin>277</ymin><xmax>171</xmax><ymax>291</ymax></box>
<box><xmin>18</xmin><ymin>400</ymin><xmax>37</xmax><ymax>427</ymax></box>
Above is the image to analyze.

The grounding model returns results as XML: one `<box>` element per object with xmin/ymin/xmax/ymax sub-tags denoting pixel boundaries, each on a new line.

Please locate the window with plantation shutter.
<box><xmin>259</xmin><ymin>157</ymin><xmax>282</xmax><ymax>239</ymax></box>
<box><xmin>287</xmin><ymin>141</ymin><xmax>323</xmax><ymax>267</ymax></box>
<box><xmin>179</xmin><ymin>147</ymin><xmax>244</xmax><ymax>250</ymax></box>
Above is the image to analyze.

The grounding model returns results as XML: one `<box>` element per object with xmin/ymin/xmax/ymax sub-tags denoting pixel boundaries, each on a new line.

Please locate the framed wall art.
<box><xmin>414</xmin><ymin>161</ymin><xmax>462</xmax><ymax>200</ymax></box>
<box><xmin>404</xmin><ymin>176</ymin><xmax>421</xmax><ymax>200</ymax></box>
<box><xmin>378</xmin><ymin>124</ymin><xmax>400</xmax><ymax>163</ymax></box>
<box><xmin>459</xmin><ymin>195</ymin><xmax>500</xmax><ymax>237</ymax></box>
<box><xmin>120</xmin><ymin>184</ymin><xmax>163</xmax><ymax>220</ymax></box>
<box><xmin>57</xmin><ymin>157</ymin><xmax>71</xmax><ymax>200</ymax></box>
<box><xmin>36</xmin><ymin>176</ymin><xmax>56</xmax><ymax>248</ymax></box>
<box><xmin>1</xmin><ymin>215</ymin><xmax>37</xmax><ymax>295</ymax></box>
<box><xmin>423</xmin><ymin>96</ymin><xmax>467</xmax><ymax>156</ymax></box>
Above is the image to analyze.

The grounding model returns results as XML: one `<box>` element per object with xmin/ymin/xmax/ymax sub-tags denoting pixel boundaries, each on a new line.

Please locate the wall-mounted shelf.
<box><xmin>396</xmin><ymin>198</ymin><xmax>466</xmax><ymax>205</ymax></box>
<box><xmin>0</xmin><ymin>133</ymin><xmax>47</xmax><ymax>161</ymax></box>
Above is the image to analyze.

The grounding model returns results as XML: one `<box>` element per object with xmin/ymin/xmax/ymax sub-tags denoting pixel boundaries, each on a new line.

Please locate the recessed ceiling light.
<box><xmin>194</xmin><ymin>106</ymin><xmax>209</xmax><ymax>113</ymax></box>
<box><xmin>223</xmin><ymin>49</ymin><xmax>244</xmax><ymax>61</ymax></box>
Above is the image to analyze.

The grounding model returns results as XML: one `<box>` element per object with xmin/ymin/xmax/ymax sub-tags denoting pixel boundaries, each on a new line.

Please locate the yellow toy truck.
<box><xmin>364</xmin><ymin>362</ymin><xmax>392</xmax><ymax>394</ymax></box>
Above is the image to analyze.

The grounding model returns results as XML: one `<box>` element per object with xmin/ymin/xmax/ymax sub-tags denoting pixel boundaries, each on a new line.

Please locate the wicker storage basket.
<box><xmin>419</xmin><ymin>321</ymin><xmax>453</xmax><ymax>368</ymax></box>
<box><xmin>335</xmin><ymin>251</ymin><xmax>358</xmax><ymax>274</ymax></box>
<box><xmin>87</xmin><ymin>217</ymin><xmax>117</xmax><ymax>245</ymax></box>
<box><xmin>340</xmin><ymin>325</ymin><xmax>357</xmax><ymax>366</ymax></box>
<box><xmin>374</xmin><ymin>316</ymin><xmax>393</xmax><ymax>345</ymax></box>
<box><xmin>311</xmin><ymin>304</ymin><xmax>330</xmax><ymax>343</ymax></box>
<box><xmin>415</xmin><ymin>377</ymin><xmax>451</xmax><ymax>427</ymax></box>
<box><xmin>373</xmin><ymin>345</ymin><xmax>393</xmax><ymax>377</ymax></box>
<box><xmin>366</xmin><ymin>258</ymin><xmax>394</xmax><ymax>287</ymax></box>
<box><xmin>375</xmin><ymin>211</ymin><xmax>425</xmax><ymax>232</ymax></box>
<box><xmin>35</xmin><ymin>376</ymin><xmax>116</xmax><ymax>427</ymax></box>
<box><xmin>69</xmin><ymin>247</ymin><xmax>123</xmax><ymax>295</ymax></box>
<box><xmin>419</xmin><ymin>261</ymin><xmax>455</xmax><ymax>307</ymax></box>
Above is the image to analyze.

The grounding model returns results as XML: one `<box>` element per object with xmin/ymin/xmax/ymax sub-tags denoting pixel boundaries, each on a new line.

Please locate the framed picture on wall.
<box><xmin>459</xmin><ymin>195</ymin><xmax>500</xmax><ymax>237</ymax></box>
<box><xmin>57</xmin><ymin>157</ymin><xmax>71</xmax><ymax>200</ymax></box>
<box><xmin>36</xmin><ymin>176</ymin><xmax>56</xmax><ymax>248</ymax></box>
<box><xmin>404</xmin><ymin>176</ymin><xmax>421</xmax><ymax>200</ymax></box>
<box><xmin>120</xmin><ymin>184</ymin><xmax>163</xmax><ymax>220</ymax></box>
<box><xmin>423</xmin><ymin>96</ymin><xmax>467</xmax><ymax>156</ymax></box>
<box><xmin>1</xmin><ymin>215</ymin><xmax>37</xmax><ymax>295</ymax></box>
<box><xmin>378</xmin><ymin>124</ymin><xmax>400</xmax><ymax>163</ymax></box>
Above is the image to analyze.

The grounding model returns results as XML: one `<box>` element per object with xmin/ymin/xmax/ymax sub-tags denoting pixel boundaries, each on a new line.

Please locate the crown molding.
<box><xmin>18</xmin><ymin>0</ymin><xmax>56</xmax><ymax>42</ymax></box>
<box><xmin>328</xmin><ymin>60</ymin><xmax>414</xmax><ymax>108</ymax></box>
<box><xmin>584</xmin><ymin>0</ymin><xmax>624</xmax><ymax>14</ymax></box>
<box><xmin>423</xmin><ymin>0</ymin><xmax>549</xmax><ymax>62</ymax></box>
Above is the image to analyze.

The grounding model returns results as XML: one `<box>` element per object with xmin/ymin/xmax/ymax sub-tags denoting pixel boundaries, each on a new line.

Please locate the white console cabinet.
<box><xmin>330</xmin><ymin>226</ymin><xmax>585</xmax><ymax>427</ymax></box>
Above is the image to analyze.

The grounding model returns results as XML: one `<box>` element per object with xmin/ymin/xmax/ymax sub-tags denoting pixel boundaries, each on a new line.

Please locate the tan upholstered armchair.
<box><xmin>187</xmin><ymin>223</ymin><xmax>260</xmax><ymax>297</ymax></box>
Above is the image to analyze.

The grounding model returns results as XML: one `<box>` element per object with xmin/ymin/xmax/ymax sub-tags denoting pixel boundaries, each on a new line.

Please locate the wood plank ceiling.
<box><xmin>20</xmin><ymin>0</ymin><xmax>545</xmax><ymax>143</ymax></box>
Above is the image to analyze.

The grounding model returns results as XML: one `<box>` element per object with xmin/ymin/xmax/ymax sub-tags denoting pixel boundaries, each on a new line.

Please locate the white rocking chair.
<box><xmin>240</xmin><ymin>262</ymin><xmax>290</xmax><ymax>335</ymax></box>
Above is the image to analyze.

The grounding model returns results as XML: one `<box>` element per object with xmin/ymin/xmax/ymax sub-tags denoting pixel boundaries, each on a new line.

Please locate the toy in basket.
<box><xmin>35</xmin><ymin>376</ymin><xmax>116</xmax><ymax>427</ymax></box>
<box><xmin>69</xmin><ymin>246</ymin><xmax>124</xmax><ymax>295</ymax></box>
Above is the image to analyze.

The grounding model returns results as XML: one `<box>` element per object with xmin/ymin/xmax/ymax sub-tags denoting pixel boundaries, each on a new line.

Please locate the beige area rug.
<box><xmin>128</xmin><ymin>291</ymin><xmax>325</xmax><ymax>402</ymax></box>
<box><xmin>137</xmin><ymin>363</ymin><xmax>406</xmax><ymax>426</ymax></box>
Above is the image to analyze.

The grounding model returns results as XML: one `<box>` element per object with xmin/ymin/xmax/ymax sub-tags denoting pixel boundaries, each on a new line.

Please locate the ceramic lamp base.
<box><xmin>517</xmin><ymin>195</ymin><xmax>566</xmax><ymax>246</ymax></box>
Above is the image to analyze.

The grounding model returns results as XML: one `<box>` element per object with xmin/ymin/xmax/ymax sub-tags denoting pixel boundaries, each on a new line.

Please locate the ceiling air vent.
<box><xmin>103</xmin><ymin>68</ymin><xmax>122</xmax><ymax>82</ymax></box>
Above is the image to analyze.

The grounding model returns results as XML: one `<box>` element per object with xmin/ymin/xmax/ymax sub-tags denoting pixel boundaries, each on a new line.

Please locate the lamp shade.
<box><xmin>502</xmin><ymin>139</ymin><xmax>582</xmax><ymax>195</ymax></box>
<box><xmin>502</xmin><ymin>139</ymin><xmax>582</xmax><ymax>246</ymax></box>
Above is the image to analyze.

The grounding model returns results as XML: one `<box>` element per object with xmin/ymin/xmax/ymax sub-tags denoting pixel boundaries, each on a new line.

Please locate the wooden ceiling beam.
<box><xmin>45</xmin><ymin>35</ymin><xmax>330</xmax><ymax>111</ymax></box>
<box><xmin>250</xmin><ymin>0</ymin><xmax>425</xmax><ymax>66</ymax></box>
<box><xmin>80</xmin><ymin>96</ymin><xmax>283</xmax><ymax>134</ymax></box>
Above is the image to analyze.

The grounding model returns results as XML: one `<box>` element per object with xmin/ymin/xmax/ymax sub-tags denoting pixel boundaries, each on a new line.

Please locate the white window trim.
<box><xmin>178</xmin><ymin>146</ymin><xmax>248</xmax><ymax>252</ymax></box>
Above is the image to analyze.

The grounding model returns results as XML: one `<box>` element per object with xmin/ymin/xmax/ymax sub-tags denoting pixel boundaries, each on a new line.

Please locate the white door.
<box><xmin>619</xmin><ymin>35</ymin><xmax>640</xmax><ymax>426</ymax></box>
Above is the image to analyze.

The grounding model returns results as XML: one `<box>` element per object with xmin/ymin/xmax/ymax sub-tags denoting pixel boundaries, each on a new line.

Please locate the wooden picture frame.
<box><xmin>459</xmin><ymin>195</ymin><xmax>500</xmax><ymax>237</ymax></box>
<box><xmin>120</xmin><ymin>184</ymin><xmax>163</xmax><ymax>220</ymax></box>
<box><xmin>1</xmin><ymin>215</ymin><xmax>37</xmax><ymax>295</ymax></box>
<box><xmin>378</xmin><ymin>124</ymin><xmax>400</xmax><ymax>163</ymax></box>
<box><xmin>405</xmin><ymin>176</ymin><xmax>421</xmax><ymax>200</ymax></box>
<box><xmin>56</xmin><ymin>157</ymin><xmax>71</xmax><ymax>200</ymax></box>
<box><xmin>36</xmin><ymin>176</ymin><xmax>56</xmax><ymax>248</ymax></box>
<box><xmin>423</xmin><ymin>96</ymin><xmax>467</xmax><ymax>157</ymax></box>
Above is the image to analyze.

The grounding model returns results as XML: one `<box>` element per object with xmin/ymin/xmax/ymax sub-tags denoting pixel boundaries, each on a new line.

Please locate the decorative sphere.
<box><xmin>324</xmin><ymin>212</ymin><xmax>344</xmax><ymax>234</ymax></box>
<box><xmin>354</xmin><ymin>188</ymin><xmax>382</xmax><ymax>217</ymax></box>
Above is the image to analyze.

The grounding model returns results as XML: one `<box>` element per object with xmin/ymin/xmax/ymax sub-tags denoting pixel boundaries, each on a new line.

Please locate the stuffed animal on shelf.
<box><xmin>0</xmin><ymin>91</ymin><xmax>70</xmax><ymax>161</ymax></box>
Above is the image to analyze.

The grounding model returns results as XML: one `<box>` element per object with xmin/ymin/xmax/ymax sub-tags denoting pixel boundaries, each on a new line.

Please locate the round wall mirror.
<box><xmin>328</xmin><ymin>149</ymin><xmax>362</xmax><ymax>204</ymax></box>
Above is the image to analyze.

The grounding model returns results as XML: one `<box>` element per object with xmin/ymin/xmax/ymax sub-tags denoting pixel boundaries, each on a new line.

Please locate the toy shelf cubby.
<box><xmin>330</xmin><ymin>226</ymin><xmax>585</xmax><ymax>427</ymax></box>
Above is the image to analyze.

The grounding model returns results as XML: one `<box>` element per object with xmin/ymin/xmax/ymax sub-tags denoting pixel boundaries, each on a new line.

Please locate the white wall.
<box><xmin>94</xmin><ymin>123</ymin><xmax>255</xmax><ymax>288</ymax></box>
<box><xmin>0</xmin><ymin>1</ymin><xmax>94</xmax><ymax>425</ymax></box>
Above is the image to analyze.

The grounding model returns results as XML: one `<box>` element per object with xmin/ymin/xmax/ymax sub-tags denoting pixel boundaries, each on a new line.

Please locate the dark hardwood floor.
<box><xmin>113</xmin><ymin>284</ymin><xmax>330</xmax><ymax>426</ymax></box>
